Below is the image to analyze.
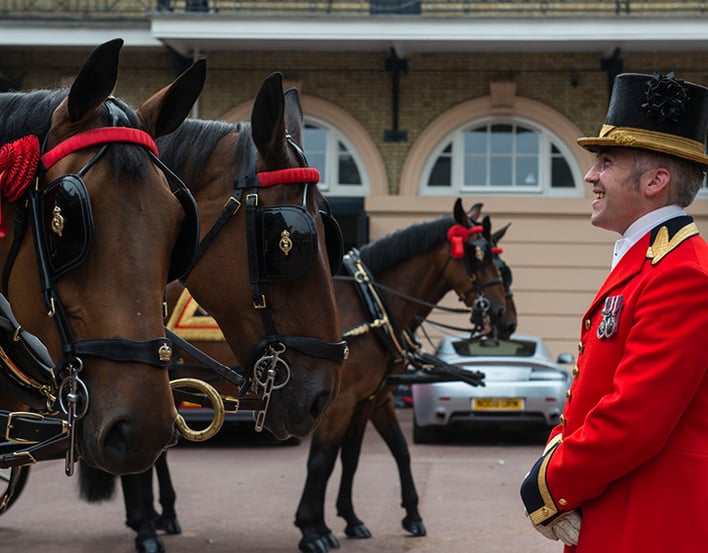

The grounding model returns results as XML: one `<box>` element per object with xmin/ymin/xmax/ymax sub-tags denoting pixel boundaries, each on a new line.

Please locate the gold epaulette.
<box><xmin>646</xmin><ymin>222</ymin><xmax>699</xmax><ymax>265</ymax></box>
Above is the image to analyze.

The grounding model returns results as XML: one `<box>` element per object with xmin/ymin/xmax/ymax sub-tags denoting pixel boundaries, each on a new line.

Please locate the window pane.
<box><xmin>515</xmin><ymin>157</ymin><xmax>539</xmax><ymax>186</ymax></box>
<box><xmin>490</xmin><ymin>124</ymin><xmax>513</xmax><ymax>154</ymax></box>
<box><xmin>338</xmin><ymin>143</ymin><xmax>362</xmax><ymax>185</ymax></box>
<box><xmin>429</xmin><ymin>156</ymin><xmax>452</xmax><ymax>187</ymax></box>
<box><xmin>464</xmin><ymin>155</ymin><xmax>486</xmax><ymax>186</ymax></box>
<box><xmin>516</xmin><ymin>127</ymin><xmax>539</xmax><ymax>154</ymax></box>
<box><xmin>304</xmin><ymin>127</ymin><xmax>327</xmax><ymax>183</ymax></box>
<box><xmin>464</xmin><ymin>128</ymin><xmax>487</xmax><ymax>154</ymax></box>
<box><xmin>490</xmin><ymin>155</ymin><xmax>512</xmax><ymax>186</ymax></box>
<box><xmin>551</xmin><ymin>156</ymin><xmax>575</xmax><ymax>188</ymax></box>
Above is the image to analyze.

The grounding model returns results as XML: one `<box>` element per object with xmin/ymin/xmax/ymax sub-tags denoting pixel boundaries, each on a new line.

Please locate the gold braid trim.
<box><xmin>646</xmin><ymin>222</ymin><xmax>699</xmax><ymax>265</ymax></box>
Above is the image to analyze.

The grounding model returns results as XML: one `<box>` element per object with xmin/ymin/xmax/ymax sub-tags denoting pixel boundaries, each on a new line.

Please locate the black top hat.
<box><xmin>577</xmin><ymin>72</ymin><xmax>708</xmax><ymax>168</ymax></box>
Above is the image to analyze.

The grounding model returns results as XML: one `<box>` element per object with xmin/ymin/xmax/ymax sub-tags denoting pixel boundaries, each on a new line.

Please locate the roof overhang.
<box><xmin>149</xmin><ymin>15</ymin><xmax>708</xmax><ymax>57</ymax></box>
<box><xmin>2</xmin><ymin>16</ymin><xmax>708</xmax><ymax>58</ymax></box>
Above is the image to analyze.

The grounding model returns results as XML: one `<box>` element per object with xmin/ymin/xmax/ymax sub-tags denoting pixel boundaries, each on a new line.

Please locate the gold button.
<box><xmin>559</xmin><ymin>414</ymin><xmax>566</xmax><ymax>425</ymax></box>
<box><xmin>584</xmin><ymin>319</ymin><xmax>591</xmax><ymax>330</ymax></box>
<box><xmin>577</xmin><ymin>342</ymin><xmax>584</xmax><ymax>354</ymax></box>
<box><xmin>572</xmin><ymin>366</ymin><xmax>579</xmax><ymax>377</ymax></box>
<box><xmin>565</xmin><ymin>390</ymin><xmax>572</xmax><ymax>401</ymax></box>
<box><xmin>559</xmin><ymin>498</ymin><xmax>568</xmax><ymax>506</ymax></box>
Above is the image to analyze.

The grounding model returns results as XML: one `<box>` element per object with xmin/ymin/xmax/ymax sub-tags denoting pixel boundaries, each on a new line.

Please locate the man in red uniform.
<box><xmin>520</xmin><ymin>72</ymin><xmax>708</xmax><ymax>552</ymax></box>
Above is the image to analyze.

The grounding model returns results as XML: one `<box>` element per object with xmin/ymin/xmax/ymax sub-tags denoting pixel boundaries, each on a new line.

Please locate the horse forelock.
<box><xmin>360</xmin><ymin>215</ymin><xmax>455</xmax><ymax>275</ymax></box>
<box><xmin>157</xmin><ymin>119</ymin><xmax>244</xmax><ymax>191</ymax></box>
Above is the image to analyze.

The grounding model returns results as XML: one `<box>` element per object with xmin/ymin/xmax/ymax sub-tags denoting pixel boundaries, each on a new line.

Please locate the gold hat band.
<box><xmin>577</xmin><ymin>124</ymin><xmax>708</xmax><ymax>166</ymax></box>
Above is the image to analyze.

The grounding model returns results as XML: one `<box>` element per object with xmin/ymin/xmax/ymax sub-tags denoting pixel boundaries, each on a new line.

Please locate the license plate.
<box><xmin>472</xmin><ymin>398</ymin><xmax>523</xmax><ymax>411</ymax></box>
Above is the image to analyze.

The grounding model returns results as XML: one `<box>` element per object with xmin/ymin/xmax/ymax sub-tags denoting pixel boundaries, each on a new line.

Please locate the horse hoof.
<box><xmin>135</xmin><ymin>535</ymin><xmax>165</xmax><ymax>553</ymax></box>
<box><xmin>344</xmin><ymin>523</ymin><xmax>371</xmax><ymax>539</ymax></box>
<box><xmin>321</xmin><ymin>532</ymin><xmax>340</xmax><ymax>549</ymax></box>
<box><xmin>298</xmin><ymin>536</ymin><xmax>330</xmax><ymax>553</ymax></box>
<box><xmin>156</xmin><ymin>515</ymin><xmax>182</xmax><ymax>535</ymax></box>
<box><xmin>402</xmin><ymin>518</ymin><xmax>427</xmax><ymax>537</ymax></box>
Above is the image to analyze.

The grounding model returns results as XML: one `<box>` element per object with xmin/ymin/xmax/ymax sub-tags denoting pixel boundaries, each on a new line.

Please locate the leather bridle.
<box><xmin>171</xmin><ymin>134</ymin><xmax>347</xmax><ymax>433</ymax></box>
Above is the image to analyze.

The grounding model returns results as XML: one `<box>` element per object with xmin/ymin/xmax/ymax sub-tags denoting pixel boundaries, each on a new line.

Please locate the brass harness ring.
<box><xmin>170</xmin><ymin>378</ymin><xmax>225</xmax><ymax>442</ymax></box>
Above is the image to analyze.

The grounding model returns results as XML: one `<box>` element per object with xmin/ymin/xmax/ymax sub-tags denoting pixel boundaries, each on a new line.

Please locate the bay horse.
<box><xmin>77</xmin><ymin>72</ymin><xmax>346</xmax><ymax>553</ymax></box>
<box><xmin>293</xmin><ymin>198</ymin><xmax>516</xmax><ymax>552</ymax></box>
<box><xmin>0</xmin><ymin>38</ymin><xmax>205</xmax><ymax>477</ymax></box>
<box><xmin>115</xmin><ymin>199</ymin><xmax>514</xmax><ymax>553</ymax></box>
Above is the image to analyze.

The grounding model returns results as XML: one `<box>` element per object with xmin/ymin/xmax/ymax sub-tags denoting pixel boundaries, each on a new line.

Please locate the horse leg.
<box><xmin>153</xmin><ymin>451</ymin><xmax>182</xmax><ymax>535</ymax></box>
<box><xmin>121</xmin><ymin>470</ymin><xmax>165</xmax><ymax>553</ymax></box>
<box><xmin>295</xmin><ymin>435</ymin><xmax>344</xmax><ymax>553</ymax></box>
<box><xmin>370</xmin><ymin>392</ymin><xmax>426</xmax><ymax>537</ymax></box>
<box><xmin>335</xmin><ymin>402</ymin><xmax>372</xmax><ymax>540</ymax></box>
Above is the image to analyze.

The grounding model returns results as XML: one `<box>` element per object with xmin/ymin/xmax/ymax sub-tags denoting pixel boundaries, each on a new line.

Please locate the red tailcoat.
<box><xmin>523</xmin><ymin>216</ymin><xmax>708</xmax><ymax>552</ymax></box>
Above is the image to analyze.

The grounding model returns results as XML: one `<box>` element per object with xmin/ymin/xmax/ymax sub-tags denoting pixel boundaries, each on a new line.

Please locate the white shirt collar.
<box><xmin>611</xmin><ymin>205</ymin><xmax>686</xmax><ymax>270</ymax></box>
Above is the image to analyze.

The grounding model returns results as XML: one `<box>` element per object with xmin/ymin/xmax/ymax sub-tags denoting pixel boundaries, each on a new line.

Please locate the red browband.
<box><xmin>41</xmin><ymin>127</ymin><xmax>159</xmax><ymax>170</ymax></box>
<box><xmin>257</xmin><ymin>167</ymin><xmax>320</xmax><ymax>187</ymax></box>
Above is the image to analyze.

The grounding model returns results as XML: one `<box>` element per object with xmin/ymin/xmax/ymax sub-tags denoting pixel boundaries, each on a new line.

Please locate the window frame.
<box><xmin>420</xmin><ymin>115</ymin><xmax>585</xmax><ymax>198</ymax></box>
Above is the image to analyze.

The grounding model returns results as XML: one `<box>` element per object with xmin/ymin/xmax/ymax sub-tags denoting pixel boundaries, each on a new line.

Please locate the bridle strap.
<box><xmin>41</xmin><ymin>127</ymin><xmax>158</xmax><ymax>170</ymax></box>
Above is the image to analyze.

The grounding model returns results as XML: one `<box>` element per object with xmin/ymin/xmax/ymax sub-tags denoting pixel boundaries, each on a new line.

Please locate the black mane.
<box><xmin>359</xmin><ymin>215</ymin><xmax>454</xmax><ymax>275</ymax></box>
<box><xmin>0</xmin><ymin>90</ymin><xmax>64</xmax><ymax>143</ymax></box>
<box><xmin>157</xmin><ymin>119</ymin><xmax>247</xmax><ymax>188</ymax></box>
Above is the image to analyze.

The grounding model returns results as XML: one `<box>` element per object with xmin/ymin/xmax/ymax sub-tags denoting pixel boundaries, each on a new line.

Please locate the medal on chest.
<box><xmin>597</xmin><ymin>295</ymin><xmax>623</xmax><ymax>339</ymax></box>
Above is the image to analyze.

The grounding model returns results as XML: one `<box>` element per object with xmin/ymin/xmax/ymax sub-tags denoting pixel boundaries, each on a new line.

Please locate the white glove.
<box><xmin>529</xmin><ymin>510</ymin><xmax>582</xmax><ymax>546</ymax></box>
<box><xmin>552</xmin><ymin>510</ymin><xmax>581</xmax><ymax>546</ymax></box>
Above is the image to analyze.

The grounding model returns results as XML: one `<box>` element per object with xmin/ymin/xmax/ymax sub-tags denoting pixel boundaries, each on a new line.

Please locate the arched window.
<box><xmin>303</xmin><ymin>117</ymin><xmax>370</xmax><ymax>197</ymax></box>
<box><xmin>420</xmin><ymin>116</ymin><xmax>584</xmax><ymax>197</ymax></box>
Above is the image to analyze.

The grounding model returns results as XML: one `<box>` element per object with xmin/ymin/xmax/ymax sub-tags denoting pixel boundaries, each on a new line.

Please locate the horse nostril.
<box><xmin>310</xmin><ymin>392</ymin><xmax>331</xmax><ymax>420</ymax></box>
<box><xmin>102</xmin><ymin>420</ymin><xmax>131</xmax><ymax>457</ymax></box>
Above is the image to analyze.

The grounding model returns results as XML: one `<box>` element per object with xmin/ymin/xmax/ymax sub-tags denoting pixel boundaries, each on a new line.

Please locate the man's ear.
<box><xmin>645</xmin><ymin>167</ymin><xmax>671</xmax><ymax>198</ymax></box>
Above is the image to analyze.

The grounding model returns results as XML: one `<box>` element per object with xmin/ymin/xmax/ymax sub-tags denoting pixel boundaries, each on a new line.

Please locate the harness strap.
<box><xmin>166</xmin><ymin>328</ymin><xmax>245</xmax><ymax>387</ymax></box>
<box><xmin>0</xmin><ymin>429</ymin><xmax>69</xmax><ymax>468</ymax></box>
<box><xmin>341</xmin><ymin>249</ymin><xmax>406</xmax><ymax>362</ymax></box>
<box><xmin>72</xmin><ymin>338</ymin><xmax>175</xmax><ymax>369</ymax></box>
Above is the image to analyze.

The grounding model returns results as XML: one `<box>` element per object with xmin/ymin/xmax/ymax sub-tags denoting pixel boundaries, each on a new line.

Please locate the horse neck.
<box><xmin>0</xmin><ymin>91</ymin><xmax>56</xmax><ymax>142</ymax></box>
<box><xmin>373</xmin><ymin>248</ymin><xmax>449</xmax><ymax>332</ymax></box>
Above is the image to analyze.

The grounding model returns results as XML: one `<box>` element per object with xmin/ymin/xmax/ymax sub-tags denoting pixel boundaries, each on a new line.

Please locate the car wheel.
<box><xmin>412</xmin><ymin>415</ymin><xmax>439</xmax><ymax>444</ymax></box>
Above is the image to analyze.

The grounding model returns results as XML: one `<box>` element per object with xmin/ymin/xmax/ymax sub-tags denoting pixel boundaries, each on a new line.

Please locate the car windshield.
<box><xmin>451</xmin><ymin>338</ymin><xmax>537</xmax><ymax>358</ymax></box>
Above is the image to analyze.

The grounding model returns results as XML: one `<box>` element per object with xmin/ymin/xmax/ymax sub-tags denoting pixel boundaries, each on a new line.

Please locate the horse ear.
<box><xmin>251</xmin><ymin>72</ymin><xmax>287</xmax><ymax>160</ymax></box>
<box><xmin>137</xmin><ymin>59</ymin><xmax>207</xmax><ymax>138</ymax></box>
<box><xmin>283</xmin><ymin>88</ymin><xmax>304</xmax><ymax>147</ymax></box>
<box><xmin>453</xmin><ymin>198</ymin><xmax>467</xmax><ymax>225</ymax></box>
<box><xmin>492</xmin><ymin>222</ymin><xmax>511</xmax><ymax>244</ymax></box>
<box><xmin>67</xmin><ymin>38</ymin><xmax>123</xmax><ymax>122</ymax></box>
<box><xmin>482</xmin><ymin>215</ymin><xmax>492</xmax><ymax>239</ymax></box>
<box><xmin>467</xmin><ymin>202</ymin><xmax>483</xmax><ymax>223</ymax></box>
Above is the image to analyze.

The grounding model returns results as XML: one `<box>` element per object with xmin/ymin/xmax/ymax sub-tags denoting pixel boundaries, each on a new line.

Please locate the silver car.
<box><xmin>411</xmin><ymin>334</ymin><xmax>573</xmax><ymax>443</ymax></box>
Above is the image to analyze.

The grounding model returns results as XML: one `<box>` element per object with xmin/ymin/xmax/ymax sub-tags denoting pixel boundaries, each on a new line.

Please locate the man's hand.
<box><xmin>530</xmin><ymin>510</ymin><xmax>582</xmax><ymax>546</ymax></box>
<box><xmin>552</xmin><ymin>511</ymin><xmax>581</xmax><ymax>546</ymax></box>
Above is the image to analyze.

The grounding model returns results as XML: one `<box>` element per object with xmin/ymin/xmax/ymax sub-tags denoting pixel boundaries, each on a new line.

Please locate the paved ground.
<box><xmin>0</xmin><ymin>409</ymin><xmax>561</xmax><ymax>553</ymax></box>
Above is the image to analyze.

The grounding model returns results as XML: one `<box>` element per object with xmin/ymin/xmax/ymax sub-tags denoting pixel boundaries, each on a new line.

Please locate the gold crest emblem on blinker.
<box><xmin>475</xmin><ymin>246</ymin><xmax>485</xmax><ymax>262</ymax></box>
<box><xmin>279</xmin><ymin>229</ymin><xmax>293</xmax><ymax>256</ymax></box>
<box><xmin>158</xmin><ymin>343</ymin><xmax>172</xmax><ymax>362</ymax></box>
<box><xmin>51</xmin><ymin>206</ymin><xmax>65</xmax><ymax>237</ymax></box>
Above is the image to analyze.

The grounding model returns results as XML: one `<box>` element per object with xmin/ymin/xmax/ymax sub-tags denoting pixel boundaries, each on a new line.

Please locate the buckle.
<box><xmin>6</xmin><ymin>411</ymin><xmax>45</xmax><ymax>444</ymax></box>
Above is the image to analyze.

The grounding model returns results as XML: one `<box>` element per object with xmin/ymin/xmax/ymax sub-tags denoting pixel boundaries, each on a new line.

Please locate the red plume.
<box><xmin>0</xmin><ymin>135</ymin><xmax>41</xmax><ymax>237</ymax></box>
<box><xmin>447</xmin><ymin>224</ymin><xmax>484</xmax><ymax>259</ymax></box>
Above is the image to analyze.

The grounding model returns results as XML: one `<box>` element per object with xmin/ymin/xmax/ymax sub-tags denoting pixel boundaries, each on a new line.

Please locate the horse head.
<box><xmin>160</xmin><ymin>72</ymin><xmax>344</xmax><ymax>440</ymax></box>
<box><xmin>447</xmin><ymin>198</ymin><xmax>512</xmax><ymax>339</ymax></box>
<box><xmin>0</xmin><ymin>38</ymin><xmax>206</xmax><ymax>475</ymax></box>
